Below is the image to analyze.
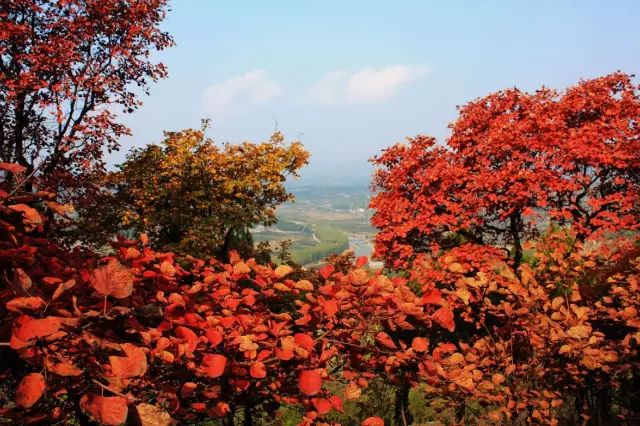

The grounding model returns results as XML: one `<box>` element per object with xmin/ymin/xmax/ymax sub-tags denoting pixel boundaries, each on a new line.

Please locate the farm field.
<box><xmin>252</xmin><ymin>184</ymin><xmax>379</xmax><ymax>265</ymax></box>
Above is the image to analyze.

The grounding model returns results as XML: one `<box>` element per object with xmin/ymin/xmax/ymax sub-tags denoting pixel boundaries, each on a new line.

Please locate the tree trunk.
<box><xmin>394</xmin><ymin>383</ymin><xmax>412</xmax><ymax>426</ymax></box>
<box><xmin>510</xmin><ymin>212</ymin><xmax>523</xmax><ymax>271</ymax></box>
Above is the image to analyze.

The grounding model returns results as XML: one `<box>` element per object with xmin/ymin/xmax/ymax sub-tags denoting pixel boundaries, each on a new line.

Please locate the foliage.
<box><xmin>0</xmin><ymin>0</ymin><xmax>173</xmax><ymax>195</ymax></box>
<box><xmin>371</xmin><ymin>72</ymin><xmax>640</xmax><ymax>268</ymax></box>
<box><xmin>1</xmin><ymin>69</ymin><xmax>640</xmax><ymax>426</ymax></box>
<box><xmin>72</xmin><ymin>125</ymin><xmax>309</xmax><ymax>258</ymax></box>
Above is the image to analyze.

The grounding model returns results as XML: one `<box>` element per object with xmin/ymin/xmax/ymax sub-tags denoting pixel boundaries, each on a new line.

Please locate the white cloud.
<box><xmin>202</xmin><ymin>70</ymin><xmax>282</xmax><ymax>116</ymax></box>
<box><xmin>308</xmin><ymin>65</ymin><xmax>429</xmax><ymax>104</ymax></box>
<box><xmin>308</xmin><ymin>70</ymin><xmax>349</xmax><ymax>104</ymax></box>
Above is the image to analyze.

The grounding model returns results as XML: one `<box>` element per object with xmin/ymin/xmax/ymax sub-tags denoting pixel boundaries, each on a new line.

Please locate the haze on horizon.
<box><xmin>115</xmin><ymin>0</ymin><xmax>640</xmax><ymax>185</ymax></box>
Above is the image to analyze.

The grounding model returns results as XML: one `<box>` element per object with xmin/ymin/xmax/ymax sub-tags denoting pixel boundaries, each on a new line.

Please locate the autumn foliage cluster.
<box><xmin>2</xmin><ymin>159</ymin><xmax>640</xmax><ymax>425</ymax></box>
<box><xmin>2</xmin><ymin>2</ymin><xmax>640</xmax><ymax>425</ymax></box>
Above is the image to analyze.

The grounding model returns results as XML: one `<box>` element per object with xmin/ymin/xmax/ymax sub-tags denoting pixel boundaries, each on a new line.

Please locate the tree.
<box><xmin>0</xmin><ymin>0</ymin><xmax>173</xmax><ymax>193</ymax></box>
<box><xmin>371</xmin><ymin>72</ymin><xmax>640</xmax><ymax>268</ymax></box>
<box><xmin>75</xmin><ymin>124</ymin><xmax>309</xmax><ymax>258</ymax></box>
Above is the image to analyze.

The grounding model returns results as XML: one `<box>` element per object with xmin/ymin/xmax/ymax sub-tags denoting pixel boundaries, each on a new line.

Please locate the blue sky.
<box><xmin>116</xmin><ymin>1</ymin><xmax>640</xmax><ymax>184</ymax></box>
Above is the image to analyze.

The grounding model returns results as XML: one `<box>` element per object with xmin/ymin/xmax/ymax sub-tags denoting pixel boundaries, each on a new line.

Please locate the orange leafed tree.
<box><xmin>370</xmin><ymin>72</ymin><xmax>640</xmax><ymax>268</ymax></box>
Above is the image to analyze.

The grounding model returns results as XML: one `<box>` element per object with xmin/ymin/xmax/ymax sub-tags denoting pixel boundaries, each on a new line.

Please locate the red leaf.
<box><xmin>312</xmin><ymin>398</ymin><xmax>333</xmax><ymax>415</ymax></box>
<box><xmin>362</xmin><ymin>417</ymin><xmax>385</xmax><ymax>426</ymax></box>
<box><xmin>0</xmin><ymin>162</ymin><xmax>26</xmax><ymax>173</ymax></box>
<box><xmin>176</xmin><ymin>326</ymin><xmax>199</xmax><ymax>352</ymax></box>
<box><xmin>294</xmin><ymin>333</ymin><xmax>315</xmax><ymax>351</ymax></box>
<box><xmin>411</xmin><ymin>337</ymin><xmax>429</xmax><ymax>352</ymax></box>
<box><xmin>250</xmin><ymin>361</ymin><xmax>267</xmax><ymax>379</ymax></box>
<box><xmin>80</xmin><ymin>393</ymin><xmax>128</xmax><ymax>426</ymax></box>
<box><xmin>206</xmin><ymin>328</ymin><xmax>223</xmax><ymax>347</ymax></box>
<box><xmin>375</xmin><ymin>332</ymin><xmax>397</xmax><ymax>349</ymax></box>
<box><xmin>355</xmin><ymin>256</ymin><xmax>368</xmax><ymax>268</ymax></box>
<box><xmin>322</xmin><ymin>299</ymin><xmax>339</xmax><ymax>317</ymax></box>
<box><xmin>275</xmin><ymin>348</ymin><xmax>294</xmax><ymax>360</ymax></box>
<box><xmin>15</xmin><ymin>373</ymin><xmax>45</xmax><ymax>409</ymax></box>
<box><xmin>329</xmin><ymin>395</ymin><xmax>343</xmax><ymax>412</ymax></box>
<box><xmin>318</xmin><ymin>264</ymin><xmax>334</xmax><ymax>280</ymax></box>
<box><xmin>201</xmin><ymin>354</ymin><xmax>227</xmax><ymax>378</ymax></box>
<box><xmin>299</xmin><ymin>369</ymin><xmax>323</xmax><ymax>396</ymax></box>
<box><xmin>432</xmin><ymin>306</ymin><xmax>455</xmax><ymax>332</ymax></box>
<box><xmin>422</xmin><ymin>288</ymin><xmax>442</xmax><ymax>305</ymax></box>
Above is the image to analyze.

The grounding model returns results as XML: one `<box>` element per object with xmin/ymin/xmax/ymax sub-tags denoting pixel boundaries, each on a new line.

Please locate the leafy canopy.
<box><xmin>0</xmin><ymin>0</ymin><xmax>173</xmax><ymax>192</ymax></box>
<box><xmin>76</xmin><ymin>124</ymin><xmax>309</xmax><ymax>257</ymax></box>
<box><xmin>371</xmin><ymin>72</ymin><xmax>640</xmax><ymax>268</ymax></box>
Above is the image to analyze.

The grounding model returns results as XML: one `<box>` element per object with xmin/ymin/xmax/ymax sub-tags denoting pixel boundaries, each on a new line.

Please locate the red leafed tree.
<box><xmin>0</xmin><ymin>0</ymin><xmax>173</xmax><ymax>192</ymax></box>
<box><xmin>370</xmin><ymin>72</ymin><xmax>640</xmax><ymax>268</ymax></box>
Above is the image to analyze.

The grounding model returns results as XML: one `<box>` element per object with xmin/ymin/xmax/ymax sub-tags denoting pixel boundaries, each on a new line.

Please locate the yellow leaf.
<box><xmin>275</xmin><ymin>264</ymin><xmax>294</xmax><ymax>279</ymax></box>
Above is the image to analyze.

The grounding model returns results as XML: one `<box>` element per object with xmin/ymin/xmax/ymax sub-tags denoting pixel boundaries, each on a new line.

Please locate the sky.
<box><xmin>115</xmin><ymin>0</ymin><xmax>640</xmax><ymax>185</ymax></box>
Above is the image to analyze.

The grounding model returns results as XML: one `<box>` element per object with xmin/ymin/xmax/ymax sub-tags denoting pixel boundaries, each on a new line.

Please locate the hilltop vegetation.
<box><xmin>1</xmin><ymin>2</ymin><xmax>640</xmax><ymax>426</ymax></box>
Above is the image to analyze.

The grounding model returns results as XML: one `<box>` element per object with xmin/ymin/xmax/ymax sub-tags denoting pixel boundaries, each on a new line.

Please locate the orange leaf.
<box><xmin>175</xmin><ymin>326</ymin><xmax>199</xmax><ymax>352</ymax></box>
<box><xmin>109</xmin><ymin>344</ymin><xmax>148</xmax><ymax>378</ymax></box>
<box><xmin>250</xmin><ymin>361</ymin><xmax>267</xmax><ymax>379</ymax></box>
<box><xmin>322</xmin><ymin>299</ymin><xmax>339</xmax><ymax>317</ymax></box>
<box><xmin>275</xmin><ymin>348</ymin><xmax>294</xmax><ymax>360</ymax></box>
<box><xmin>233</xmin><ymin>262</ymin><xmax>251</xmax><ymax>275</ymax></box>
<box><xmin>46</xmin><ymin>201</ymin><xmax>74</xmax><ymax>217</ymax></box>
<box><xmin>49</xmin><ymin>362</ymin><xmax>83</xmax><ymax>377</ymax></box>
<box><xmin>411</xmin><ymin>337</ymin><xmax>429</xmax><ymax>352</ymax></box>
<box><xmin>209</xmin><ymin>401</ymin><xmax>230</xmax><ymax>418</ymax></box>
<box><xmin>6</xmin><ymin>296</ymin><xmax>45</xmax><ymax>312</ymax></box>
<box><xmin>11</xmin><ymin>315</ymin><xmax>60</xmax><ymax>348</ymax></box>
<box><xmin>567</xmin><ymin>325</ymin><xmax>592</xmax><ymax>339</ymax></box>
<box><xmin>312</xmin><ymin>398</ymin><xmax>333</xmax><ymax>415</ymax></box>
<box><xmin>432</xmin><ymin>306</ymin><xmax>455</xmax><ymax>332</ymax></box>
<box><xmin>160</xmin><ymin>261</ymin><xmax>176</xmax><ymax>277</ymax></box>
<box><xmin>91</xmin><ymin>259</ymin><xmax>134</xmax><ymax>299</ymax></box>
<box><xmin>9</xmin><ymin>204</ymin><xmax>42</xmax><ymax>229</ymax></box>
<box><xmin>294</xmin><ymin>279</ymin><xmax>314</xmax><ymax>291</ymax></box>
<box><xmin>375</xmin><ymin>332</ymin><xmax>397</xmax><ymax>349</ymax></box>
<box><xmin>201</xmin><ymin>354</ymin><xmax>227</xmax><ymax>378</ymax></box>
<box><xmin>14</xmin><ymin>268</ymin><xmax>32</xmax><ymax>290</ymax></box>
<box><xmin>299</xmin><ymin>369</ymin><xmax>323</xmax><ymax>396</ymax></box>
<box><xmin>80</xmin><ymin>393</ymin><xmax>128</xmax><ymax>426</ymax></box>
<box><xmin>275</xmin><ymin>264</ymin><xmax>294</xmax><ymax>279</ymax></box>
<box><xmin>15</xmin><ymin>373</ymin><xmax>45</xmax><ymax>408</ymax></box>
<box><xmin>344</xmin><ymin>382</ymin><xmax>361</xmax><ymax>400</ymax></box>
<box><xmin>491</xmin><ymin>373</ymin><xmax>505</xmax><ymax>386</ymax></box>
<box><xmin>51</xmin><ymin>279</ymin><xmax>76</xmax><ymax>301</ymax></box>
<box><xmin>125</xmin><ymin>247</ymin><xmax>142</xmax><ymax>260</ymax></box>
<box><xmin>362</xmin><ymin>417</ymin><xmax>385</xmax><ymax>426</ymax></box>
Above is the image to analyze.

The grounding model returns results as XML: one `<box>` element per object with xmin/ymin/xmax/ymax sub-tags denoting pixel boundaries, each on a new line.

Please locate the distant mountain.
<box><xmin>289</xmin><ymin>161</ymin><xmax>374</xmax><ymax>188</ymax></box>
